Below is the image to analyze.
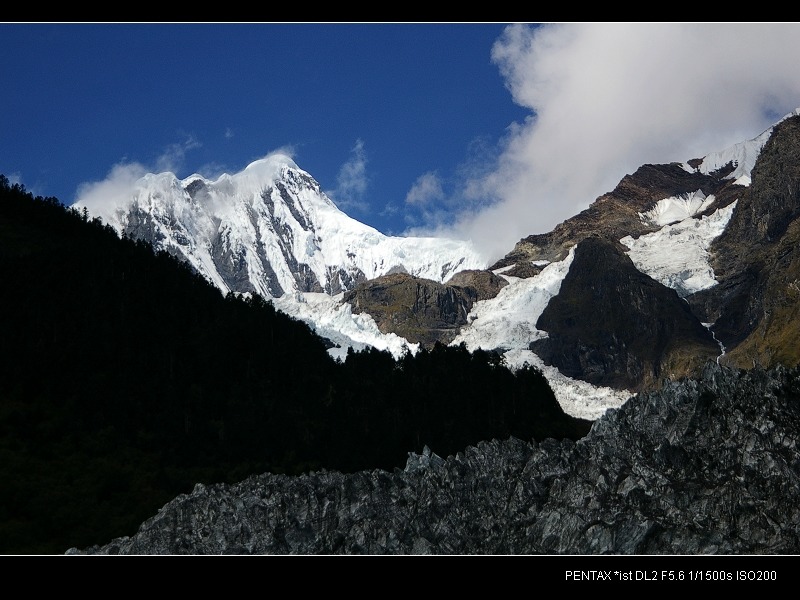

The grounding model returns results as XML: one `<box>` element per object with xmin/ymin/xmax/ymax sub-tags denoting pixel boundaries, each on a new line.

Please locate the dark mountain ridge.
<box><xmin>0</xmin><ymin>177</ymin><xmax>586</xmax><ymax>554</ymax></box>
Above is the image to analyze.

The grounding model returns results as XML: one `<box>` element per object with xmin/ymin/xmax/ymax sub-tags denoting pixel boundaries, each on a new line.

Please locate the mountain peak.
<box><xmin>75</xmin><ymin>153</ymin><xmax>486</xmax><ymax>304</ymax></box>
<box><xmin>234</xmin><ymin>152</ymin><xmax>302</xmax><ymax>190</ymax></box>
<box><xmin>244</xmin><ymin>152</ymin><xmax>298</xmax><ymax>173</ymax></box>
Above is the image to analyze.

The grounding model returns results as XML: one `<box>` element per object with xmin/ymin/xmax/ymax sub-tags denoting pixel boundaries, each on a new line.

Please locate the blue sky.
<box><xmin>1</xmin><ymin>23</ymin><xmax>526</xmax><ymax>233</ymax></box>
<box><xmin>4</xmin><ymin>23</ymin><xmax>800</xmax><ymax>262</ymax></box>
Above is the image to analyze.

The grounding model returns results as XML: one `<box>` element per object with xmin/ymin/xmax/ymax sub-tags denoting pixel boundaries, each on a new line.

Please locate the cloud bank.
<box><xmin>424</xmin><ymin>22</ymin><xmax>800</xmax><ymax>263</ymax></box>
<box><xmin>75</xmin><ymin>161</ymin><xmax>149</xmax><ymax>223</ymax></box>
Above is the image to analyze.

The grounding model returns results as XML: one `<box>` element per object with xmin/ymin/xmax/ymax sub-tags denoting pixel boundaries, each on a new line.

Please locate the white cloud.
<box><xmin>381</xmin><ymin>202</ymin><xmax>399</xmax><ymax>216</ymax></box>
<box><xmin>74</xmin><ymin>161</ymin><xmax>148</xmax><ymax>222</ymax></box>
<box><xmin>405</xmin><ymin>171</ymin><xmax>444</xmax><ymax>206</ymax></box>
<box><xmin>155</xmin><ymin>134</ymin><xmax>202</xmax><ymax>174</ymax></box>
<box><xmin>327</xmin><ymin>139</ymin><xmax>369</xmax><ymax>213</ymax></box>
<box><xmin>73</xmin><ymin>134</ymin><xmax>212</xmax><ymax>215</ymax></box>
<box><xmin>73</xmin><ymin>142</ymin><xmax>302</xmax><ymax>220</ymax></box>
<box><xmin>432</xmin><ymin>23</ymin><xmax>800</xmax><ymax>263</ymax></box>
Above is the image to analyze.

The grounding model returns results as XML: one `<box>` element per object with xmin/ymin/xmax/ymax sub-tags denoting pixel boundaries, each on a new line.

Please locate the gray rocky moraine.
<box><xmin>67</xmin><ymin>361</ymin><xmax>800</xmax><ymax>555</ymax></box>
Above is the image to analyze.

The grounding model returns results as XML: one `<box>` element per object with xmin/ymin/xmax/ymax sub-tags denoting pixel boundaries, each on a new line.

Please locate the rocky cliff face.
<box><xmin>691</xmin><ymin>116</ymin><xmax>800</xmax><ymax>369</ymax></box>
<box><xmin>482</xmin><ymin>114</ymin><xmax>800</xmax><ymax>393</ymax></box>
<box><xmin>68</xmin><ymin>362</ymin><xmax>800</xmax><ymax>555</ymax></box>
<box><xmin>529</xmin><ymin>236</ymin><xmax>721</xmax><ymax>391</ymax></box>
<box><xmin>342</xmin><ymin>270</ymin><xmax>508</xmax><ymax>348</ymax></box>
<box><xmin>490</xmin><ymin>161</ymin><xmax>742</xmax><ymax>271</ymax></box>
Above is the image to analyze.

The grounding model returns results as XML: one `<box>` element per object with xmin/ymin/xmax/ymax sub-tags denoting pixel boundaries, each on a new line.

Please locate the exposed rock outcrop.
<box><xmin>490</xmin><ymin>161</ymin><xmax>742</xmax><ymax>270</ymax></box>
<box><xmin>529</xmin><ymin>236</ymin><xmax>720</xmax><ymax>391</ymax></box>
<box><xmin>691</xmin><ymin>115</ymin><xmax>800</xmax><ymax>369</ymax></box>
<box><xmin>445</xmin><ymin>269</ymin><xmax>508</xmax><ymax>301</ymax></box>
<box><xmin>343</xmin><ymin>271</ymin><xmax>506</xmax><ymax>348</ymax></box>
<box><xmin>489</xmin><ymin>115</ymin><xmax>800</xmax><ymax>393</ymax></box>
<box><xmin>68</xmin><ymin>362</ymin><xmax>800</xmax><ymax>555</ymax></box>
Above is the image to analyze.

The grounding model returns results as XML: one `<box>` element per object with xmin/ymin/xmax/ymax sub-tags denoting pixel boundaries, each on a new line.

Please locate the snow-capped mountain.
<box><xmin>75</xmin><ymin>154</ymin><xmax>486</xmax><ymax>301</ymax></box>
<box><xmin>75</xmin><ymin>108</ymin><xmax>800</xmax><ymax>421</ymax></box>
<box><xmin>74</xmin><ymin>152</ymin><xmax>633</xmax><ymax>418</ymax></box>
<box><xmin>495</xmin><ymin>107</ymin><xmax>800</xmax><ymax>402</ymax></box>
<box><xmin>337</xmin><ymin>110</ymin><xmax>800</xmax><ymax>415</ymax></box>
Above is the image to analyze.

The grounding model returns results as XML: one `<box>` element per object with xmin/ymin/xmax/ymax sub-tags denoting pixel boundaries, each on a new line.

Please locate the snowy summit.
<box><xmin>75</xmin><ymin>152</ymin><xmax>488</xmax><ymax>301</ymax></box>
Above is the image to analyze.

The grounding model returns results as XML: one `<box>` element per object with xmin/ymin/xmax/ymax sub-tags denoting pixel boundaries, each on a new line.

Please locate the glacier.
<box><xmin>621</xmin><ymin>199</ymin><xmax>738</xmax><ymax>297</ymax></box>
